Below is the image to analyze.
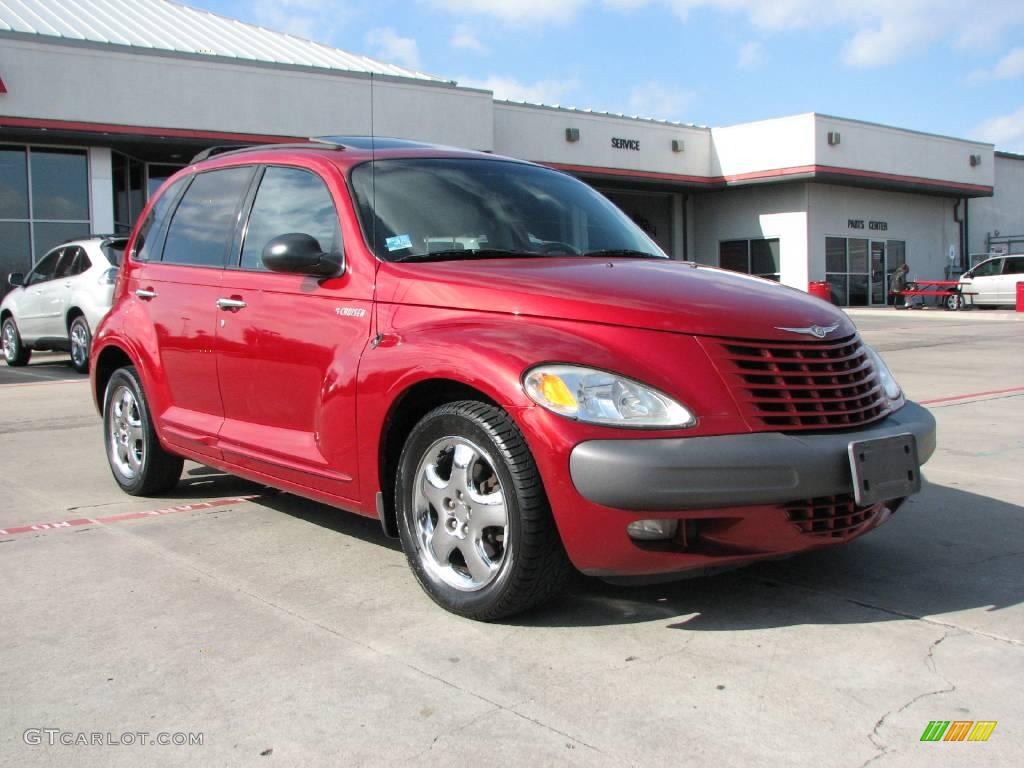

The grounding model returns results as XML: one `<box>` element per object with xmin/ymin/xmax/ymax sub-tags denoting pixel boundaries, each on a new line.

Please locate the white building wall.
<box><xmin>968</xmin><ymin>154</ymin><xmax>1024</xmax><ymax>254</ymax></box>
<box><xmin>88</xmin><ymin>147</ymin><xmax>115</xmax><ymax>234</ymax></box>
<box><xmin>691</xmin><ymin>184</ymin><xmax>809</xmax><ymax>289</ymax></box>
<box><xmin>807</xmin><ymin>185</ymin><xmax>959</xmax><ymax>282</ymax></box>
<box><xmin>815</xmin><ymin>115</ymin><xmax>994</xmax><ymax>190</ymax></box>
<box><xmin>493</xmin><ymin>103</ymin><xmax>711</xmax><ymax>177</ymax></box>
<box><xmin>0</xmin><ymin>38</ymin><xmax>494</xmax><ymax>150</ymax></box>
<box><xmin>710</xmin><ymin>114</ymin><xmax>816</xmax><ymax>178</ymax></box>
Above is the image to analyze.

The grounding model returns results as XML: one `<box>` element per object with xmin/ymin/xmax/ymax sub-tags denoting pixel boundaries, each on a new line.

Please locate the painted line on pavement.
<box><xmin>919</xmin><ymin>386</ymin><xmax>1024</xmax><ymax>405</ymax></box>
<box><xmin>0</xmin><ymin>496</ymin><xmax>261</xmax><ymax>538</ymax></box>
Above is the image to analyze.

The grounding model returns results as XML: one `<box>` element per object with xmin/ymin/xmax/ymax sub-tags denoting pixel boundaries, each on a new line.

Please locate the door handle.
<box><xmin>135</xmin><ymin>288</ymin><xmax>157</xmax><ymax>300</ymax></box>
<box><xmin>216</xmin><ymin>297</ymin><xmax>247</xmax><ymax>311</ymax></box>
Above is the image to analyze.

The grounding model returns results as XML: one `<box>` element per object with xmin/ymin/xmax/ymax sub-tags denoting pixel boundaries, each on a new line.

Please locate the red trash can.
<box><xmin>808</xmin><ymin>280</ymin><xmax>833</xmax><ymax>304</ymax></box>
<box><xmin>1017</xmin><ymin>281</ymin><xmax>1024</xmax><ymax>312</ymax></box>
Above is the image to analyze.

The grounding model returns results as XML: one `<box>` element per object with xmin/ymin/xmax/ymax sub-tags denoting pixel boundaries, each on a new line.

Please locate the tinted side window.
<box><xmin>135</xmin><ymin>176</ymin><xmax>189</xmax><ymax>262</ymax></box>
<box><xmin>240</xmin><ymin>167</ymin><xmax>341</xmax><ymax>270</ymax></box>
<box><xmin>162</xmin><ymin>167</ymin><xmax>254</xmax><ymax>267</ymax></box>
<box><xmin>972</xmin><ymin>259</ymin><xmax>1002</xmax><ymax>278</ymax></box>
<box><xmin>27</xmin><ymin>249</ymin><xmax>62</xmax><ymax>285</ymax></box>
<box><xmin>1003</xmin><ymin>257</ymin><xmax>1024</xmax><ymax>275</ymax></box>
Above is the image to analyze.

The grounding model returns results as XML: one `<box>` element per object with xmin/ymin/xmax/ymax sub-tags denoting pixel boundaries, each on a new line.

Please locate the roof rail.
<box><xmin>189</xmin><ymin>145</ymin><xmax>255</xmax><ymax>164</ymax></box>
<box><xmin>189</xmin><ymin>142</ymin><xmax>348</xmax><ymax>165</ymax></box>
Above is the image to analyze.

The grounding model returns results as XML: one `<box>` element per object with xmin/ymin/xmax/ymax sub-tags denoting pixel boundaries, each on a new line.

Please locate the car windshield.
<box><xmin>349</xmin><ymin>158</ymin><xmax>666</xmax><ymax>262</ymax></box>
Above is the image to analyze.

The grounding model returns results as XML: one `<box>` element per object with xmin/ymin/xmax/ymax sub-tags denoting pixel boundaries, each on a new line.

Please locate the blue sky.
<box><xmin>190</xmin><ymin>0</ymin><xmax>1024</xmax><ymax>152</ymax></box>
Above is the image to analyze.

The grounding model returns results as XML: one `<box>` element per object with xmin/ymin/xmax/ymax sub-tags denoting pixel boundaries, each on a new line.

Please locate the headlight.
<box><xmin>523</xmin><ymin>365</ymin><xmax>696</xmax><ymax>428</ymax></box>
<box><xmin>865</xmin><ymin>346</ymin><xmax>903</xmax><ymax>401</ymax></box>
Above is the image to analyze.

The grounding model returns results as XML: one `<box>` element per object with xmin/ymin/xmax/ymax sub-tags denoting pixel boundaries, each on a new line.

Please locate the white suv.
<box><xmin>1</xmin><ymin>235</ymin><xmax>126</xmax><ymax>372</ymax></box>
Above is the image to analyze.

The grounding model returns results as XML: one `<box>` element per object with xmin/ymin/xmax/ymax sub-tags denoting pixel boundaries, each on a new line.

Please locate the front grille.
<box><xmin>783</xmin><ymin>494</ymin><xmax>880</xmax><ymax>539</ymax></box>
<box><xmin>707</xmin><ymin>333</ymin><xmax>889</xmax><ymax>431</ymax></box>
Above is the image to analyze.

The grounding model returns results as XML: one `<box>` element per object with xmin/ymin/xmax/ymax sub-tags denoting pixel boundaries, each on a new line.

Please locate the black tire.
<box><xmin>103</xmin><ymin>366</ymin><xmax>183</xmax><ymax>495</ymax></box>
<box><xmin>2</xmin><ymin>317</ymin><xmax>31</xmax><ymax>366</ymax></box>
<box><xmin>944</xmin><ymin>292</ymin><xmax>963</xmax><ymax>312</ymax></box>
<box><xmin>69</xmin><ymin>315</ymin><xmax>92</xmax><ymax>373</ymax></box>
<box><xmin>395</xmin><ymin>401</ymin><xmax>572</xmax><ymax>620</ymax></box>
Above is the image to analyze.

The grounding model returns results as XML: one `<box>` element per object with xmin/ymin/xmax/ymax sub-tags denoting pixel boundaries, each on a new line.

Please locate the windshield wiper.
<box><xmin>581</xmin><ymin>249</ymin><xmax>666</xmax><ymax>259</ymax></box>
<box><xmin>391</xmin><ymin>249</ymin><xmax>540</xmax><ymax>263</ymax></box>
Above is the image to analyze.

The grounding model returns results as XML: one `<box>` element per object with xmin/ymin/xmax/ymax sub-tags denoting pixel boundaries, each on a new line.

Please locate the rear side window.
<box><xmin>134</xmin><ymin>176</ymin><xmax>189</xmax><ymax>262</ymax></box>
<box><xmin>240</xmin><ymin>167</ymin><xmax>341</xmax><ymax>271</ymax></box>
<box><xmin>1004</xmin><ymin>256</ymin><xmax>1024</xmax><ymax>275</ymax></box>
<box><xmin>162</xmin><ymin>167</ymin><xmax>255</xmax><ymax>267</ymax></box>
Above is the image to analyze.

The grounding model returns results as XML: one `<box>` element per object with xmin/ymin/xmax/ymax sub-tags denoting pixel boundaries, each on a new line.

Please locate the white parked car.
<box><xmin>955</xmin><ymin>254</ymin><xmax>1024</xmax><ymax>309</ymax></box>
<box><xmin>1</xmin><ymin>235</ymin><xmax>126</xmax><ymax>372</ymax></box>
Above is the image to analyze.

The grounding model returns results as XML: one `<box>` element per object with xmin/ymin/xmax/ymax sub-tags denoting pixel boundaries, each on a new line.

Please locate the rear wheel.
<box><xmin>103</xmin><ymin>366</ymin><xmax>183</xmax><ymax>495</ymax></box>
<box><xmin>69</xmin><ymin>315</ymin><xmax>92</xmax><ymax>373</ymax></box>
<box><xmin>395</xmin><ymin>401</ymin><xmax>572</xmax><ymax>620</ymax></box>
<box><xmin>2</xmin><ymin>317</ymin><xmax>31</xmax><ymax>366</ymax></box>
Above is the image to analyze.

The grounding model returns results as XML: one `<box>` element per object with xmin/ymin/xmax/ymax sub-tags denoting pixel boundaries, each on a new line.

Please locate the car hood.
<box><xmin>376</xmin><ymin>257</ymin><xmax>855</xmax><ymax>341</ymax></box>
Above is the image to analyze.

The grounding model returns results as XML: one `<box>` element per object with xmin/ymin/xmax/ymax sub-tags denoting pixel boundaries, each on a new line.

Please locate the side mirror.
<box><xmin>261</xmin><ymin>233</ymin><xmax>342</xmax><ymax>277</ymax></box>
<box><xmin>8</xmin><ymin>272</ymin><xmax>24</xmax><ymax>288</ymax></box>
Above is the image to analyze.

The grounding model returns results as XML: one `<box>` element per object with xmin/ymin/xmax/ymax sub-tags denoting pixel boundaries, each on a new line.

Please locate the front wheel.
<box><xmin>395</xmin><ymin>401</ymin><xmax>572</xmax><ymax>620</ymax></box>
<box><xmin>2</xmin><ymin>317</ymin><xmax>31</xmax><ymax>366</ymax></box>
<box><xmin>103</xmin><ymin>366</ymin><xmax>183</xmax><ymax>495</ymax></box>
<box><xmin>69</xmin><ymin>315</ymin><xmax>92</xmax><ymax>373</ymax></box>
<box><xmin>944</xmin><ymin>291</ymin><xmax>964</xmax><ymax>311</ymax></box>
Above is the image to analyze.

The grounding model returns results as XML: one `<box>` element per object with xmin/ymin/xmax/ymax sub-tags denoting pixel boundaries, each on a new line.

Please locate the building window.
<box><xmin>826</xmin><ymin>236</ymin><xmax>905</xmax><ymax>306</ymax></box>
<box><xmin>113</xmin><ymin>155</ymin><xmax>186</xmax><ymax>234</ymax></box>
<box><xmin>0</xmin><ymin>145</ymin><xmax>91</xmax><ymax>293</ymax></box>
<box><xmin>719</xmin><ymin>238</ymin><xmax>780</xmax><ymax>281</ymax></box>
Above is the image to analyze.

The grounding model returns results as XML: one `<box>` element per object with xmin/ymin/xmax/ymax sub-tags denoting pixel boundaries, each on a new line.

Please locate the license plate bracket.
<box><xmin>848</xmin><ymin>433</ymin><xmax>921</xmax><ymax>506</ymax></box>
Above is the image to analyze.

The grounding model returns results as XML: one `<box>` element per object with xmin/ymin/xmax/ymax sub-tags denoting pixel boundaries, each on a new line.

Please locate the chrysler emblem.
<box><xmin>775</xmin><ymin>323</ymin><xmax>840</xmax><ymax>338</ymax></box>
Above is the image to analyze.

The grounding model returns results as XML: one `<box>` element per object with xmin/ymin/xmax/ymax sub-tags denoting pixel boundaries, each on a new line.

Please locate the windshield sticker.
<box><xmin>385</xmin><ymin>234</ymin><xmax>413</xmax><ymax>252</ymax></box>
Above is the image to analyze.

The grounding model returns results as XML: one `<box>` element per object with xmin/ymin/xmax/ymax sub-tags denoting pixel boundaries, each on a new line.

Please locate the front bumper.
<box><xmin>570</xmin><ymin>401</ymin><xmax>936</xmax><ymax>511</ymax></box>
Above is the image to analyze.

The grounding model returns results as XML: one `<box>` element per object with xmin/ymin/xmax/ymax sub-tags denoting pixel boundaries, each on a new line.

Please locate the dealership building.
<box><xmin>2</xmin><ymin>0</ymin><xmax>1022</xmax><ymax>305</ymax></box>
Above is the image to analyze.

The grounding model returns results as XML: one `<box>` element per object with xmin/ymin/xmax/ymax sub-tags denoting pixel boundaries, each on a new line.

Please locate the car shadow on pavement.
<box><xmin>511</xmin><ymin>482</ymin><xmax>1024</xmax><ymax>631</ymax></box>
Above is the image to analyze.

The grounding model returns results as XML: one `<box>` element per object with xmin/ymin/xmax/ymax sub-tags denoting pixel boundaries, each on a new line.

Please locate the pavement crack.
<box><xmin>858</xmin><ymin>631</ymin><xmax>957</xmax><ymax>768</ymax></box>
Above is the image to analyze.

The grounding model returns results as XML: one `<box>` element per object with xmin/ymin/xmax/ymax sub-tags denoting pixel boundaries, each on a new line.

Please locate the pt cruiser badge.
<box><xmin>774</xmin><ymin>323</ymin><xmax>840</xmax><ymax>338</ymax></box>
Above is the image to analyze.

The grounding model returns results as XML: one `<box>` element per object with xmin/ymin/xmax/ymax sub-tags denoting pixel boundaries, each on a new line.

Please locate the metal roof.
<box><xmin>0</xmin><ymin>0</ymin><xmax>448</xmax><ymax>82</ymax></box>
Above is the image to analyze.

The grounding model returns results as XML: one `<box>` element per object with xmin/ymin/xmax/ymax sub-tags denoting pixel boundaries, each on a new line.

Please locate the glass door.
<box><xmin>870</xmin><ymin>241</ymin><xmax>887</xmax><ymax>305</ymax></box>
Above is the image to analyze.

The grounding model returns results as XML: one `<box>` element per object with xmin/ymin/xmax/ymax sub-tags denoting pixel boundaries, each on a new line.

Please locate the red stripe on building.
<box><xmin>0</xmin><ymin>115</ymin><xmax>300</xmax><ymax>144</ymax></box>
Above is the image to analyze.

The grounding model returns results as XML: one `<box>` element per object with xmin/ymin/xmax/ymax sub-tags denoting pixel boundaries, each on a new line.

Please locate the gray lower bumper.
<box><xmin>569</xmin><ymin>401</ymin><xmax>937</xmax><ymax>511</ymax></box>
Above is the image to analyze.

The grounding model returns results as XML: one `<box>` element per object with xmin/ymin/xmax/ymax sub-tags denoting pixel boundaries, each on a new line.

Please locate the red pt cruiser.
<box><xmin>91</xmin><ymin>138</ymin><xmax>936</xmax><ymax>620</ymax></box>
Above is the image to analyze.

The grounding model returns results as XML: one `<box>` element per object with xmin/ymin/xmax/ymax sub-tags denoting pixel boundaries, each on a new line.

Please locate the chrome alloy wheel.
<box><xmin>108</xmin><ymin>385</ymin><xmax>145</xmax><ymax>480</ymax></box>
<box><xmin>2</xmin><ymin>321</ymin><xmax>16</xmax><ymax>362</ymax></box>
<box><xmin>70</xmin><ymin>320</ymin><xmax>89</xmax><ymax>368</ymax></box>
<box><xmin>412</xmin><ymin>436</ymin><xmax>510</xmax><ymax>591</ymax></box>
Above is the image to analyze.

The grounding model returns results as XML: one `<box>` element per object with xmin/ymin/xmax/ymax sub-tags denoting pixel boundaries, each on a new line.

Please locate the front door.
<box><xmin>870</xmin><ymin>241</ymin><xmax>887</xmax><ymax>306</ymax></box>
<box><xmin>17</xmin><ymin>247</ymin><xmax>65</xmax><ymax>341</ymax></box>
<box><xmin>215</xmin><ymin>165</ymin><xmax>372</xmax><ymax>502</ymax></box>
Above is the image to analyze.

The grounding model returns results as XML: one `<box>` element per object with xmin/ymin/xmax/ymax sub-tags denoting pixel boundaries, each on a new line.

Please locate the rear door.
<box><xmin>126</xmin><ymin>165</ymin><xmax>256</xmax><ymax>458</ymax></box>
<box><xmin>214</xmin><ymin>164</ymin><xmax>372</xmax><ymax>501</ymax></box>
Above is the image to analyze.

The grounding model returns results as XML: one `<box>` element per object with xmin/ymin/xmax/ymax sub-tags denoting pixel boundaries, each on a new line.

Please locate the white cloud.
<box><xmin>365</xmin><ymin>28</ymin><xmax>422</xmax><ymax>69</ymax></box>
<box><xmin>457</xmin><ymin>75</ymin><xmax>579</xmax><ymax>104</ymax></box>
<box><xmin>451</xmin><ymin>23</ymin><xmax>488</xmax><ymax>52</ymax></box>
<box><xmin>628</xmin><ymin>82</ymin><xmax>695</xmax><ymax>121</ymax></box>
<box><xmin>737</xmin><ymin>41</ymin><xmax>763</xmax><ymax>69</ymax></box>
<box><xmin>250</xmin><ymin>0</ymin><xmax>346</xmax><ymax>42</ymax></box>
<box><xmin>975</xmin><ymin>105</ymin><xmax>1024</xmax><ymax>152</ymax></box>
<box><xmin>428</xmin><ymin>0</ymin><xmax>588</xmax><ymax>24</ymax></box>
<box><xmin>969</xmin><ymin>47</ymin><xmax>1024</xmax><ymax>81</ymax></box>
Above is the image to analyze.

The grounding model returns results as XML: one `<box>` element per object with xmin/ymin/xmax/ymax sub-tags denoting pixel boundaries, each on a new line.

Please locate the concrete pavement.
<box><xmin>0</xmin><ymin>310</ymin><xmax>1021</xmax><ymax>767</ymax></box>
